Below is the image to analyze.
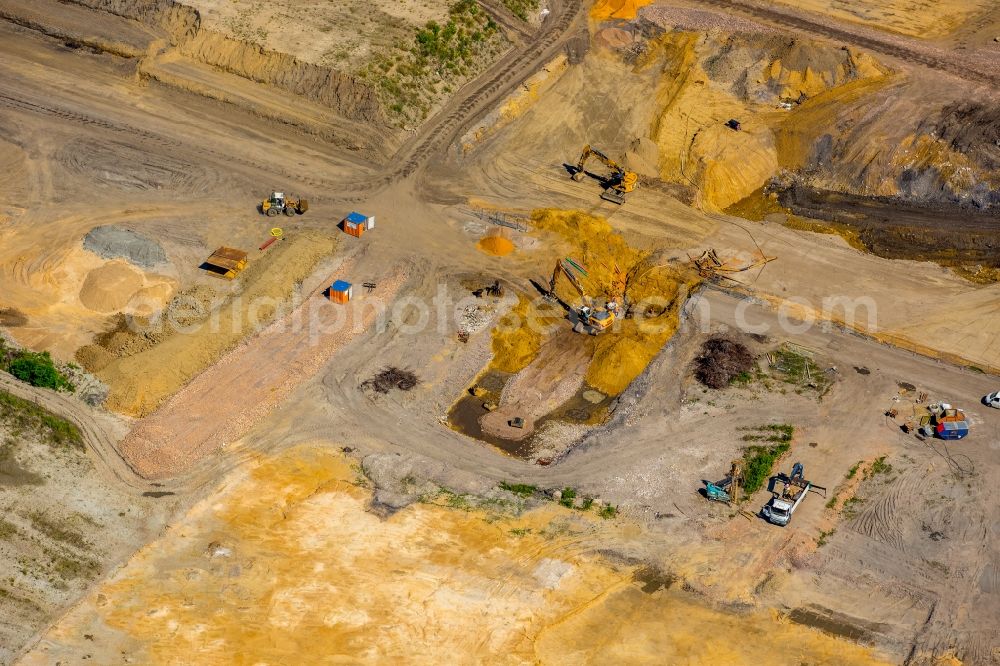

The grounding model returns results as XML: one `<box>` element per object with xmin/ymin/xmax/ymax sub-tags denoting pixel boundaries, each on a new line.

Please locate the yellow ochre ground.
<box><xmin>591</xmin><ymin>0</ymin><xmax>654</xmax><ymax>21</ymax></box>
<box><xmin>23</xmin><ymin>444</ymin><xmax>892</xmax><ymax>665</ymax></box>
<box><xmin>490</xmin><ymin>209</ymin><xmax>697</xmax><ymax>395</ymax></box>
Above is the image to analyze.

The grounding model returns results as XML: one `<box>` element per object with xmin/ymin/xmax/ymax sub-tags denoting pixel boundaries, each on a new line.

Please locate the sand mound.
<box><xmin>595</xmin><ymin>27</ymin><xmax>634</xmax><ymax>50</ymax></box>
<box><xmin>487</xmin><ymin>211</ymin><xmax>698</xmax><ymax>397</ymax></box>
<box><xmin>591</xmin><ymin>0</ymin><xmax>654</xmax><ymax>20</ymax></box>
<box><xmin>78</xmin><ymin>262</ymin><xmax>145</xmax><ymax>313</ymax></box>
<box><xmin>477</xmin><ymin>233</ymin><xmax>515</xmax><ymax>256</ymax></box>
<box><xmin>83</xmin><ymin>225</ymin><xmax>167</xmax><ymax>268</ymax></box>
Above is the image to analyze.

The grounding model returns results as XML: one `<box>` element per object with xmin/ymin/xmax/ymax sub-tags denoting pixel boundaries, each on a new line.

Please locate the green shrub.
<box><xmin>558</xmin><ymin>487</ymin><xmax>576</xmax><ymax>508</ymax></box>
<box><xmin>1</xmin><ymin>341</ymin><xmax>74</xmax><ymax>393</ymax></box>
<box><xmin>865</xmin><ymin>456</ymin><xmax>892</xmax><ymax>479</ymax></box>
<box><xmin>738</xmin><ymin>424</ymin><xmax>794</xmax><ymax>495</ymax></box>
<box><xmin>499</xmin><ymin>482</ymin><xmax>536</xmax><ymax>498</ymax></box>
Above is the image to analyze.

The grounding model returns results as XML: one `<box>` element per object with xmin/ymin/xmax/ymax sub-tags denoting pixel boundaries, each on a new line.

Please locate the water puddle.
<box><xmin>447</xmin><ymin>370</ymin><xmax>616</xmax><ymax>460</ymax></box>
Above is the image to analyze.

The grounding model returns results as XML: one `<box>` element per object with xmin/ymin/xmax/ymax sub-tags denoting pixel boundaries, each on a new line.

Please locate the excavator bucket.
<box><xmin>600</xmin><ymin>188</ymin><xmax>626</xmax><ymax>205</ymax></box>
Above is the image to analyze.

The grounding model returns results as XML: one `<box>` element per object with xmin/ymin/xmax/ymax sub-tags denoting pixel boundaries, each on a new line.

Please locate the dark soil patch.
<box><xmin>633</xmin><ymin>566</ymin><xmax>677</xmax><ymax>594</ymax></box>
<box><xmin>694</xmin><ymin>336</ymin><xmax>754</xmax><ymax>389</ymax></box>
<box><xmin>776</xmin><ymin>185</ymin><xmax>1000</xmax><ymax>268</ymax></box>
<box><xmin>0</xmin><ymin>308</ymin><xmax>28</xmax><ymax>327</ymax></box>
<box><xmin>362</xmin><ymin>367</ymin><xmax>420</xmax><ymax>394</ymax></box>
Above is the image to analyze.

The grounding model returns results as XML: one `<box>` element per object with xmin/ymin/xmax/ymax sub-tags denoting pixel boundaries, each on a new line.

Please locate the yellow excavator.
<box><xmin>550</xmin><ymin>258</ymin><xmax>618</xmax><ymax>335</ymax></box>
<box><xmin>570</xmin><ymin>144</ymin><xmax>638</xmax><ymax>205</ymax></box>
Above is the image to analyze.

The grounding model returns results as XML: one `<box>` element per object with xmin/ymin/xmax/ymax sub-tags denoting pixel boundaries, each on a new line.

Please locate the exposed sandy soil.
<box><xmin>190</xmin><ymin>0</ymin><xmax>455</xmax><ymax>67</ymax></box>
<box><xmin>0</xmin><ymin>373</ymin><xmax>174</xmax><ymax>665</ymax></box>
<box><xmin>21</xmin><ymin>445</ymin><xmax>892</xmax><ymax>665</ymax></box>
<box><xmin>1</xmin><ymin>0</ymin><xmax>999</xmax><ymax>663</ymax></box>
<box><xmin>770</xmin><ymin>0</ymin><xmax>995</xmax><ymax>40</ymax></box>
<box><xmin>121</xmin><ymin>257</ymin><xmax>408</xmax><ymax>478</ymax></box>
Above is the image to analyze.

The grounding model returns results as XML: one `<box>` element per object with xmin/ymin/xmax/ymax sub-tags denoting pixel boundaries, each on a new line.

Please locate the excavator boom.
<box><xmin>570</xmin><ymin>144</ymin><xmax>638</xmax><ymax>204</ymax></box>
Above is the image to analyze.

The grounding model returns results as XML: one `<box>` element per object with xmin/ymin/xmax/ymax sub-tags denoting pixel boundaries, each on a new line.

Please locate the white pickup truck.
<box><xmin>762</xmin><ymin>462</ymin><xmax>815</xmax><ymax>526</ymax></box>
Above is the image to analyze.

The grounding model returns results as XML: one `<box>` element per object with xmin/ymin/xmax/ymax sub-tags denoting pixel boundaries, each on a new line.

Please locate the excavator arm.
<box><xmin>570</xmin><ymin>144</ymin><xmax>638</xmax><ymax>204</ymax></box>
<box><xmin>550</xmin><ymin>259</ymin><xmax>587</xmax><ymax>301</ymax></box>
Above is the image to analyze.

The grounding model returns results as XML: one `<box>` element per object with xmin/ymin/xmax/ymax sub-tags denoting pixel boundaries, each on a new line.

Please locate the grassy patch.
<box><xmin>816</xmin><ymin>528</ymin><xmax>836</xmax><ymax>547</ymax></box>
<box><xmin>842</xmin><ymin>496</ymin><xmax>865</xmax><ymax>518</ymax></box>
<box><xmin>0</xmin><ymin>390</ymin><xmax>83</xmax><ymax>450</ymax></box>
<box><xmin>846</xmin><ymin>461</ymin><xmax>862</xmax><ymax>479</ymax></box>
<box><xmin>740</xmin><ymin>423</ymin><xmax>795</xmax><ymax>443</ymax></box>
<box><xmin>0</xmin><ymin>518</ymin><xmax>18</xmax><ymax>539</ymax></box>
<box><xmin>599</xmin><ymin>504</ymin><xmax>618</xmax><ymax>519</ymax></box>
<box><xmin>771</xmin><ymin>346</ymin><xmax>829</xmax><ymax>393</ymax></box>
<box><xmin>865</xmin><ymin>456</ymin><xmax>892</xmax><ymax>479</ymax></box>
<box><xmin>28</xmin><ymin>512</ymin><xmax>89</xmax><ymax>550</ymax></box>
<box><xmin>558</xmin><ymin>487</ymin><xmax>576</xmax><ymax>508</ymax></box>
<box><xmin>509</xmin><ymin>527</ymin><xmax>531</xmax><ymax>537</ymax></box>
<box><xmin>499</xmin><ymin>482</ymin><xmax>537</xmax><ymax>498</ymax></box>
<box><xmin>439</xmin><ymin>489</ymin><xmax>473</xmax><ymax>510</ymax></box>
<box><xmin>357</xmin><ymin>0</ymin><xmax>504</xmax><ymax>126</ymax></box>
<box><xmin>50</xmin><ymin>552</ymin><xmax>99</xmax><ymax>581</ymax></box>
<box><xmin>738</xmin><ymin>424</ymin><xmax>794</xmax><ymax>495</ymax></box>
<box><xmin>501</xmin><ymin>0</ymin><xmax>539</xmax><ymax>21</ymax></box>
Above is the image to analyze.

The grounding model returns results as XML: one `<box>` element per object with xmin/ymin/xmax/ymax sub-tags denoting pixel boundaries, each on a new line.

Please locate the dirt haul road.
<box><xmin>367</xmin><ymin>0</ymin><xmax>588</xmax><ymax>189</ymax></box>
<box><xmin>683</xmin><ymin>0</ymin><xmax>1000</xmax><ymax>86</ymax></box>
<box><xmin>2</xmin><ymin>1</ymin><xmax>999</xmax><ymax>663</ymax></box>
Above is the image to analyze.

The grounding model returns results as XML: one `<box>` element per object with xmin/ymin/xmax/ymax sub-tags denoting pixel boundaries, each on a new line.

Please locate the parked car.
<box><xmin>984</xmin><ymin>391</ymin><xmax>1000</xmax><ymax>409</ymax></box>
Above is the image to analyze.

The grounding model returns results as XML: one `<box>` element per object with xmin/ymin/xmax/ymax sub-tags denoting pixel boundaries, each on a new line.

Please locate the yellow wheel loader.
<box><xmin>261</xmin><ymin>191</ymin><xmax>309</xmax><ymax>217</ymax></box>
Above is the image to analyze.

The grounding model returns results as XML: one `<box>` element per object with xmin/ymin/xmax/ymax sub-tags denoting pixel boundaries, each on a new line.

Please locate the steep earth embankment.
<box><xmin>68</xmin><ymin>0</ymin><xmax>384</xmax><ymax>123</ymax></box>
<box><xmin>590</xmin><ymin>7</ymin><xmax>1000</xmax><ymax>214</ymax></box>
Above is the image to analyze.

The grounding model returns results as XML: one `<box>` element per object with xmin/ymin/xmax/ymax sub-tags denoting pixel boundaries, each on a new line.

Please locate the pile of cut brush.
<box><xmin>362</xmin><ymin>367</ymin><xmax>420</xmax><ymax>394</ymax></box>
<box><xmin>694</xmin><ymin>336</ymin><xmax>753</xmax><ymax>389</ymax></box>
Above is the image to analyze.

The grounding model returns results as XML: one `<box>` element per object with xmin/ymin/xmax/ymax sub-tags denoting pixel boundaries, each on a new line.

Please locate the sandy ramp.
<box><xmin>121</xmin><ymin>266</ymin><xmax>407</xmax><ymax>479</ymax></box>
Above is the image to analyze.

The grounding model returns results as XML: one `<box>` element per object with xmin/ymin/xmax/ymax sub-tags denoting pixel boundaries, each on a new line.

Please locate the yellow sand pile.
<box><xmin>490</xmin><ymin>209</ymin><xmax>698</xmax><ymax>395</ymax></box>
<box><xmin>649</xmin><ymin>33</ymin><xmax>778</xmax><ymax>211</ymax></box>
<box><xmin>589</xmin><ymin>256</ymin><xmax>697</xmax><ymax>395</ymax></box>
<box><xmin>97</xmin><ymin>231</ymin><xmax>337</xmax><ymax>417</ymax></box>
<box><xmin>77</xmin><ymin>262</ymin><xmax>174</xmax><ymax>315</ymax></box>
<box><xmin>773</xmin><ymin>76</ymin><xmax>891</xmax><ymax>176</ymax></box>
<box><xmin>761</xmin><ymin>44</ymin><xmax>887</xmax><ymax>101</ymax></box>
<box><xmin>490</xmin><ymin>294</ymin><xmax>560</xmax><ymax>373</ymax></box>
<box><xmin>477</xmin><ymin>231</ymin><xmax>515</xmax><ymax>256</ymax></box>
<box><xmin>591</xmin><ymin>0</ymin><xmax>654</xmax><ymax>20</ymax></box>
<box><xmin>649</xmin><ymin>33</ymin><xmax>889</xmax><ymax>210</ymax></box>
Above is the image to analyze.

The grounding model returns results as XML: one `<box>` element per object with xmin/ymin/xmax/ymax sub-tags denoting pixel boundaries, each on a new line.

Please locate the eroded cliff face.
<box><xmin>65</xmin><ymin>0</ymin><xmax>384</xmax><ymax>125</ymax></box>
<box><xmin>639</xmin><ymin>29</ymin><xmax>889</xmax><ymax>210</ymax></box>
<box><xmin>605</xmin><ymin>10</ymin><xmax>1000</xmax><ymax>213</ymax></box>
